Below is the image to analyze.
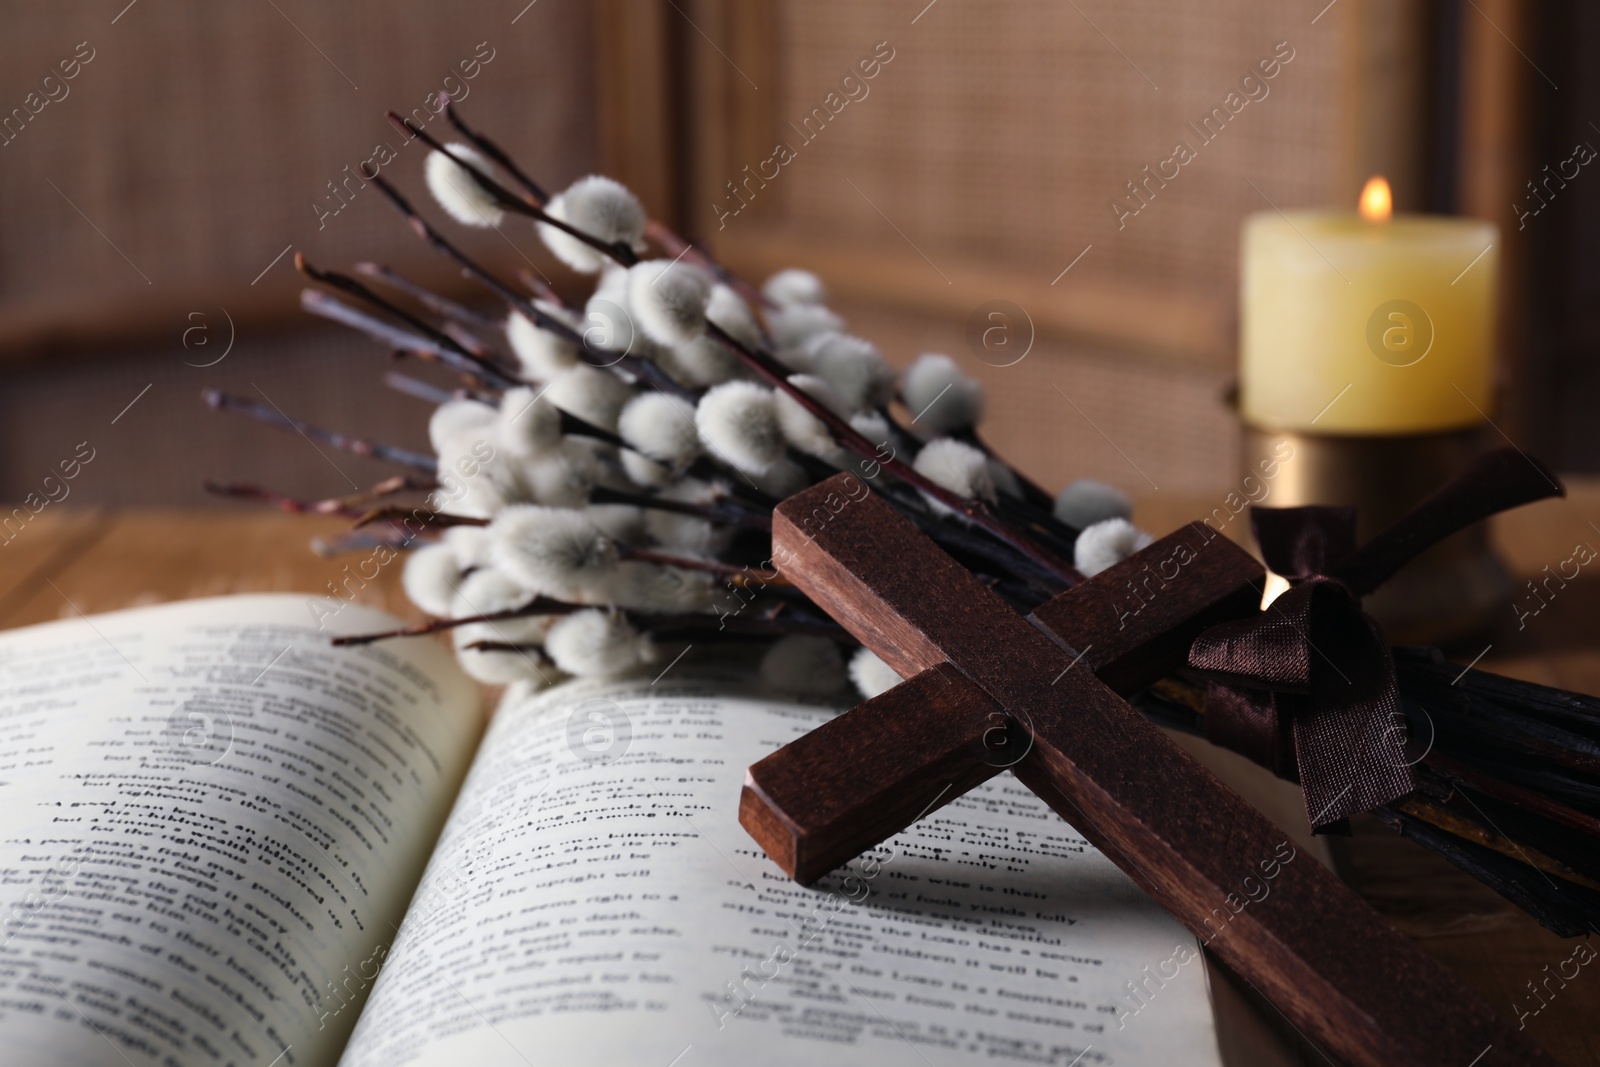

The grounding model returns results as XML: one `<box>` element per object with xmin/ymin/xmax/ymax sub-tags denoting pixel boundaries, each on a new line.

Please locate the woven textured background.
<box><xmin>705</xmin><ymin>0</ymin><xmax>1357</xmax><ymax>498</ymax></box>
<box><xmin>758</xmin><ymin>0</ymin><xmax>1348</xmax><ymax>306</ymax></box>
<box><xmin>0</xmin><ymin>0</ymin><xmax>597</xmax><ymax>504</ymax></box>
<box><xmin>0</xmin><ymin>1</ymin><xmax>596</xmax><ymax>320</ymax></box>
<box><xmin>1</xmin><ymin>0</ymin><xmax>1361</xmax><ymax>505</ymax></box>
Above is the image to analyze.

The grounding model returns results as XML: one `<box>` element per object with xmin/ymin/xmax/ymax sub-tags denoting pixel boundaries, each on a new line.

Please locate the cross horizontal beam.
<box><xmin>741</xmin><ymin>474</ymin><xmax>1552</xmax><ymax>1067</ymax></box>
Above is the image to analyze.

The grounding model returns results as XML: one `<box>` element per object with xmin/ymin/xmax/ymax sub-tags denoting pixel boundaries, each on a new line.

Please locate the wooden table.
<box><xmin>4</xmin><ymin>494</ymin><xmax>1598</xmax><ymax>1065</ymax></box>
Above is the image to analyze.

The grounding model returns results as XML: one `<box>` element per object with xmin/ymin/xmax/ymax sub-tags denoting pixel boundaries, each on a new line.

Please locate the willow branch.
<box><xmin>589</xmin><ymin>485</ymin><xmax>772</xmax><ymax>530</ymax></box>
<box><xmin>366</xmin><ymin>173</ymin><xmax>694</xmax><ymax>401</ymax></box>
<box><xmin>204</xmin><ymin>481</ymin><xmax>367</xmax><ymax>519</ymax></box>
<box><xmin>443</xmin><ymin>321</ymin><xmax>494</xmax><ymax>360</ymax></box>
<box><xmin>643</xmin><ymin>219</ymin><xmax>772</xmax><ymax>320</ymax></box>
<box><xmin>965</xmin><ymin>427</ymin><xmax>1058</xmax><ymax>513</ymax></box>
<box><xmin>640</xmin><ymin>611</ymin><xmax>848</xmax><ymax>639</ymax></box>
<box><xmin>299</xmin><ymin>253</ymin><xmax>518</xmax><ymax>388</ymax></box>
<box><xmin>440</xmin><ymin>98</ymin><xmax>549</xmax><ymax>204</ymax></box>
<box><xmin>516</xmin><ymin>268</ymin><xmax>564</xmax><ymax>306</ymax></box>
<box><xmin>312</xmin><ymin>529</ymin><xmax>423</xmax><ymax>558</ymax></box>
<box><xmin>332</xmin><ymin>600</ymin><xmax>580</xmax><ymax>645</ymax></box>
<box><xmin>353</xmin><ymin>506</ymin><xmax>484</xmax><ymax>530</ymax></box>
<box><xmin>616</xmin><ymin>545</ymin><xmax>795</xmax><ymax>587</ymax></box>
<box><xmin>385</xmin><ymin>112</ymin><xmax>640</xmax><ymax>264</ymax></box>
<box><xmin>431</xmin><ymin>154</ymin><xmax>1078</xmax><ymax>581</ymax></box>
<box><xmin>440</xmin><ymin>98</ymin><xmax>765</xmax><ymax>309</ymax></box>
<box><xmin>336</xmin><ymin>599</ymin><xmax>842</xmax><ymax>648</ymax></box>
<box><xmin>204</xmin><ymin>391</ymin><xmax>439</xmax><ymax>473</ymax></box>
<box><xmin>301</xmin><ymin>289</ymin><xmax>470</xmax><ymax>368</ymax></box>
<box><xmin>383</xmin><ymin>372</ymin><xmax>461</xmax><ymax>406</ymax></box>
<box><xmin>354</xmin><ymin>261</ymin><xmax>500</xmax><ymax>330</ymax></box>
<box><xmin>1426</xmin><ymin>753</ymin><xmax>1600</xmax><ymax>841</ymax></box>
<box><xmin>205</xmin><ymin>476</ymin><xmax>436</xmax><ymax>518</ymax></box>
<box><xmin>702</xmin><ymin>319</ymin><xmax>1081</xmax><ymax>583</ymax></box>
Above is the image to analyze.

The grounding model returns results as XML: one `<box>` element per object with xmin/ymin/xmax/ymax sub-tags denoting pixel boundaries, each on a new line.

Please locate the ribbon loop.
<box><xmin>1195</xmin><ymin>578</ymin><xmax>1413</xmax><ymax>831</ymax></box>
<box><xmin>1201</xmin><ymin>683</ymin><xmax>1293</xmax><ymax>781</ymax></box>
<box><xmin>1188</xmin><ymin>448</ymin><xmax>1564</xmax><ymax>833</ymax></box>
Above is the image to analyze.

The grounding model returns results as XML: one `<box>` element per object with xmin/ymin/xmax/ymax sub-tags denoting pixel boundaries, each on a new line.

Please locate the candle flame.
<box><xmin>1359</xmin><ymin>176</ymin><xmax>1392</xmax><ymax>222</ymax></box>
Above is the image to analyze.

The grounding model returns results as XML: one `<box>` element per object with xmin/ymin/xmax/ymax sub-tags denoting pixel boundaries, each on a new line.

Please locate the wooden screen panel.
<box><xmin>593</xmin><ymin>0</ymin><xmax>680</xmax><ymax>222</ymax></box>
<box><xmin>683</xmin><ymin>0</ymin><xmax>1430</xmax><ymax>371</ymax></box>
<box><xmin>0</xmin><ymin>0</ymin><xmax>598</xmax><ymax>362</ymax></box>
<box><xmin>1523</xmin><ymin>1</ymin><xmax>1600</xmax><ymax>470</ymax></box>
<box><xmin>1457</xmin><ymin>0</ymin><xmax>1534</xmax><ymax>443</ymax></box>
<box><xmin>664</xmin><ymin>0</ymin><xmax>1434</xmax><ymax>495</ymax></box>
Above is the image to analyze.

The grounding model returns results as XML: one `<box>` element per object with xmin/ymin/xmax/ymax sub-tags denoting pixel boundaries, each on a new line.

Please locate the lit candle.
<box><xmin>1240</xmin><ymin>177</ymin><xmax>1498</xmax><ymax>433</ymax></box>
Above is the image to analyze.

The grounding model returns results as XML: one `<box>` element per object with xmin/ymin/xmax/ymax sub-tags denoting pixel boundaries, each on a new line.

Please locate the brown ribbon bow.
<box><xmin>1187</xmin><ymin>448</ymin><xmax>1564</xmax><ymax>833</ymax></box>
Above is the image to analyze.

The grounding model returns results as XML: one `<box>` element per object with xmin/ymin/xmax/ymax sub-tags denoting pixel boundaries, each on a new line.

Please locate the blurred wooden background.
<box><xmin>0</xmin><ymin>0</ymin><xmax>1588</xmax><ymax>510</ymax></box>
<box><xmin>0</xmin><ymin>0</ymin><xmax>601</xmax><ymax>505</ymax></box>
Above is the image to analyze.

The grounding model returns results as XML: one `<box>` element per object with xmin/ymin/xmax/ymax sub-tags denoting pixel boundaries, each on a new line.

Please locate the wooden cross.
<box><xmin>740</xmin><ymin>474</ymin><xmax>1552</xmax><ymax>1067</ymax></box>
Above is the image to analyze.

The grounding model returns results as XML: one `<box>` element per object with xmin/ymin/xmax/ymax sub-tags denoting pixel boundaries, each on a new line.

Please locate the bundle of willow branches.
<box><xmin>208</xmin><ymin>101</ymin><xmax>1144</xmax><ymax>691</ymax></box>
<box><xmin>210</xmin><ymin>100</ymin><xmax>1598</xmax><ymax>938</ymax></box>
<box><xmin>1138</xmin><ymin>649</ymin><xmax>1600</xmax><ymax>936</ymax></box>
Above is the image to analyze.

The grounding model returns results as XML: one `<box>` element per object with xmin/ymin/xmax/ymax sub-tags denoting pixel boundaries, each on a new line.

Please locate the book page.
<box><xmin>0</xmin><ymin>595</ymin><xmax>482</xmax><ymax>1067</ymax></box>
<box><xmin>340</xmin><ymin>661</ymin><xmax>1222</xmax><ymax>1067</ymax></box>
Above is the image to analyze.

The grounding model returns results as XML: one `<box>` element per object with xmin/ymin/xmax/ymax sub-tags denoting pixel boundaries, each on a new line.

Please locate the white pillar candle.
<box><xmin>1240</xmin><ymin>177</ymin><xmax>1498</xmax><ymax>433</ymax></box>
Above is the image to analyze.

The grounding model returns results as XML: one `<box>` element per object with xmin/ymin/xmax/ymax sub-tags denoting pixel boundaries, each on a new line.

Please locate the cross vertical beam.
<box><xmin>740</xmin><ymin>474</ymin><xmax>1551</xmax><ymax>1067</ymax></box>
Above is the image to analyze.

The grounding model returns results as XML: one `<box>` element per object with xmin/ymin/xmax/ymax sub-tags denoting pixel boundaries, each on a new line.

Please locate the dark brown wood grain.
<box><xmin>1029</xmin><ymin>521</ymin><xmax>1264</xmax><ymax>695</ymax></box>
<box><xmin>741</xmin><ymin>663</ymin><xmax>1004</xmax><ymax>881</ymax></box>
<box><xmin>742</xmin><ymin>473</ymin><xmax>1554</xmax><ymax>1067</ymax></box>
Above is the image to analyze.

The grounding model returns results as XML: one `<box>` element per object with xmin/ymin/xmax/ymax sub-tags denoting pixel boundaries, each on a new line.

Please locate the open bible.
<box><xmin>0</xmin><ymin>595</ymin><xmax>1224</xmax><ymax>1066</ymax></box>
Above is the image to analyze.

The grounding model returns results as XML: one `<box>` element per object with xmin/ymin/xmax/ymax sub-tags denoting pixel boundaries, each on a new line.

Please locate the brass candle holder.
<box><xmin>1242</xmin><ymin>422</ymin><xmax>1509</xmax><ymax>646</ymax></box>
